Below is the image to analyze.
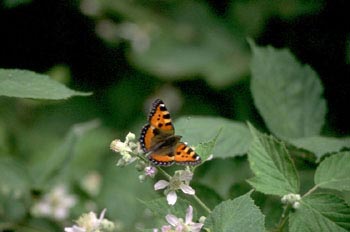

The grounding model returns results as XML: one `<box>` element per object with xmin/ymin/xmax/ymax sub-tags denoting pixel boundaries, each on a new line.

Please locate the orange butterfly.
<box><xmin>139</xmin><ymin>99</ymin><xmax>201</xmax><ymax>166</ymax></box>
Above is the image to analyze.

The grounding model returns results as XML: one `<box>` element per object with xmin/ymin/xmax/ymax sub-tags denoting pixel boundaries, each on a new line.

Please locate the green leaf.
<box><xmin>0</xmin><ymin>69</ymin><xmax>91</xmax><ymax>99</ymax></box>
<box><xmin>195</xmin><ymin>130</ymin><xmax>220</xmax><ymax>162</ymax></box>
<box><xmin>249</xmin><ymin>40</ymin><xmax>327</xmax><ymax>139</ymax></box>
<box><xmin>175</xmin><ymin>116</ymin><xmax>252</xmax><ymax>158</ymax></box>
<box><xmin>139</xmin><ymin>197</ymin><xmax>189</xmax><ymax>218</ymax></box>
<box><xmin>204</xmin><ymin>191</ymin><xmax>265</xmax><ymax>232</ymax></box>
<box><xmin>0</xmin><ymin>157</ymin><xmax>31</xmax><ymax>196</ymax></box>
<box><xmin>290</xmin><ymin>136</ymin><xmax>350</xmax><ymax>161</ymax></box>
<box><xmin>314</xmin><ymin>151</ymin><xmax>350</xmax><ymax>191</ymax></box>
<box><xmin>32</xmin><ymin>119</ymin><xmax>100</xmax><ymax>187</ymax></box>
<box><xmin>289</xmin><ymin>194</ymin><xmax>350</xmax><ymax>232</ymax></box>
<box><xmin>247</xmin><ymin>123</ymin><xmax>299</xmax><ymax>196</ymax></box>
<box><xmin>105</xmin><ymin>1</ymin><xmax>250</xmax><ymax>88</ymax></box>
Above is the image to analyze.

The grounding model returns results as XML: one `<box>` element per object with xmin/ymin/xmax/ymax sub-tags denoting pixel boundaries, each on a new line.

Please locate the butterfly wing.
<box><xmin>148</xmin><ymin>99</ymin><xmax>174</xmax><ymax>133</ymax></box>
<box><xmin>140</xmin><ymin>99</ymin><xmax>201</xmax><ymax>166</ymax></box>
<box><xmin>173</xmin><ymin>142</ymin><xmax>201</xmax><ymax>166</ymax></box>
<box><xmin>139</xmin><ymin>99</ymin><xmax>175</xmax><ymax>152</ymax></box>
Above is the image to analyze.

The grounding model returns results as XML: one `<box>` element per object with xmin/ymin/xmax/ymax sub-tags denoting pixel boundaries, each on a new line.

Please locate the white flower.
<box><xmin>156</xmin><ymin>205</ymin><xmax>204</xmax><ymax>232</ymax></box>
<box><xmin>281</xmin><ymin>193</ymin><xmax>301</xmax><ymax>209</ymax></box>
<box><xmin>64</xmin><ymin>209</ymin><xmax>115</xmax><ymax>232</ymax></box>
<box><xmin>154</xmin><ymin>170</ymin><xmax>195</xmax><ymax>205</ymax></box>
<box><xmin>80</xmin><ymin>171</ymin><xmax>102</xmax><ymax>197</ymax></box>
<box><xmin>31</xmin><ymin>184</ymin><xmax>76</xmax><ymax>220</ymax></box>
<box><xmin>110</xmin><ymin>132</ymin><xmax>139</xmax><ymax>166</ymax></box>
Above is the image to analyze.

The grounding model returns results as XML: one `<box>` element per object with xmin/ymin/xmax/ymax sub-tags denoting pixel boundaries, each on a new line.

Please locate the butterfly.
<box><xmin>139</xmin><ymin>99</ymin><xmax>201</xmax><ymax>166</ymax></box>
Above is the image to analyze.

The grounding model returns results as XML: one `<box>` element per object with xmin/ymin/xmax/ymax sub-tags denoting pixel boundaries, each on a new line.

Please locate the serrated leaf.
<box><xmin>290</xmin><ymin>136</ymin><xmax>350</xmax><ymax>161</ymax></box>
<box><xmin>0</xmin><ymin>157</ymin><xmax>31</xmax><ymax>196</ymax></box>
<box><xmin>249</xmin><ymin>40</ymin><xmax>326</xmax><ymax>139</ymax></box>
<box><xmin>204</xmin><ymin>191</ymin><xmax>265</xmax><ymax>232</ymax></box>
<box><xmin>289</xmin><ymin>194</ymin><xmax>350</xmax><ymax>232</ymax></box>
<box><xmin>175</xmin><ymin>116</ymin><xmax>251</xmax><ymax>158</ymax></box>
<box><xmin>0</xmin><ymin>69</ymin><xmax>91</xmax><ymax>99</ymax></box>
<box><xmin>247</xmin><ymin>123</ymin><xmax>299</xmax><ymax>196</ymax></box>
<box><xmin>314</xmin><ymin>151</ymin><xmax>350</xmax><ymax>191</ymax></box>
<box><xmin>195</xmin><ymin>130</ymin><xmax>220</xmax><ymax>162</ymax></box>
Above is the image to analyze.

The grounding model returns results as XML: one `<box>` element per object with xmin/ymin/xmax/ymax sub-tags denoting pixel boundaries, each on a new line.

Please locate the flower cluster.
<box><xmin>110</xmin><ymin>132</ymin><xmax>140</xmax><ymax>166</ymax></box>
<box><xmin>64</xmin><ymin>209</ymin><xmax>115</xmax><ymax>232</ymax></box>
<box><xmin>154</xmin><ymin>169</ymin><xmax>195</xmax><ymax>205</ymax></box>
<box><xmin>281</xmin><ymin>193</ymin><xmax>301</xmax><ymax>209</ymax></box>
<box><xmin>31</xmin><ymin>184</ymin><xmax>76</xmax><ymax>220</ymax></box>
<box><xmin>154</xmin><ymin>205</ymin><xmax>204</xmax><ymax>232</ymax></box>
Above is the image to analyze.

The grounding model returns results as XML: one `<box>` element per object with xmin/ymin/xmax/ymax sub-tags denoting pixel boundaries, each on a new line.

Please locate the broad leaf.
<box><xmin>194</xmin><ymin>130</ymin><xmax>220</xmax><ymax>162</ymax></box>
<box><xmin>139</xmin><ymin>197</ymin><xmax>189</xmax><ymax>218</ymax></box>
<box><xmin>314</xmin><ymin>151</ymin><xmax>350</xmax><ymax>191</ymax></box>
<box><xmin>204</xmin><ymin>191</ymin><xmax>265</xmax><ymax>232</ymax></box>
<box><xmin>32</xmin><ymin>120</ymin><xmax>100</xmax><ymax>187</ymax></box>
<box><xmin>249</xmin><ymin>41</ymin><xmax>326</xmax><ymax>139</ymax></box>
<box><xmin>247</xmin><ymin>124</ymin><xmax>299</xmax><ymax>196</ymax></box>
<box><xmin>175</xmin><ymin>116</ymin><xmax>251</xmax><ymax>158</ymax></box>
<box><xmin>290</xmin><ymin>136</ymin><xmax>350</xmax><ymax>161</ymax></box>
<box><xmin>0</xmin><ymin>157</ymin><xmax>30</xmax><ymax>196</ymax></box>
<box><xmin>289</xmin><ymin>194</ymin><xmax>350</xmax><ymax>232</ymax></box>
<box><xmin>0</xmin><ymin>69</ymin><xmax>91</xmax><ymax>99</ymax></box>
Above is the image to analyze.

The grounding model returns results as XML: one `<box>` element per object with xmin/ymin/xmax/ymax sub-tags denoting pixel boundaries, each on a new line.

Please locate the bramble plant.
<box><xmin>1</xmin><ymin>40</ymin><xmax>350</xmax><ymax>231</ymax></box>
<box><xmin>108</xmin><ymin>41</ymin><xmax>350</xmax><ymax>231</ymax></box>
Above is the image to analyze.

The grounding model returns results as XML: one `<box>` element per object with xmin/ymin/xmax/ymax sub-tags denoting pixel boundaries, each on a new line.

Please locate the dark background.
<box><xmin>0</xmin><ymin>0</ymin><xmax>349</xmax><ymax>134</ymax></box>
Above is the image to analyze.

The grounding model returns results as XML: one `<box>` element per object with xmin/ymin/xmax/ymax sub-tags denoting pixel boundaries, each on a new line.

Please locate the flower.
<box><xmin>154</xmin><ymin>170</ymin><xmax>195</xmax><ymax>205</ymax></box>
<box><xmin>281</xmin><ymin>193</ymin><xmax>301</xmax><ymax>209</ymax></box>
<box><xmin>64</xmin><ymin>209</ymin><xmax>115</xmax><ymax>232</ymax></box>
<box><xmin>110</xmin><ymin>132</ymin><xmax>139</xmax><ymax>166</ymax></box>
<box><xmin>145</xmin><ymin>166</ymin><xmax>157</xmax><ymax>178</ymax></box>
<box><xmin>31</xmin><ymin>184</ymin><xmax>76</xmax><ymax>220</ymax></box>
<box><xmin>155</xmin><ymin>205</ymin><xmax>204</xmax><ymax>232</ymax></box>
<box><xmin>81</xmin><ymin>171</ymin><xmax>102</xmax><ymax>197</ymax></box>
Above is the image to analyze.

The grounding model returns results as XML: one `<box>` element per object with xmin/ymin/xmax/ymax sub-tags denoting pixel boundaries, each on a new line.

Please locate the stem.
<box><xmin>193</xmin><ymin>194</ymin><xmax>212</xmax><ymax>214</ymax></box>
<box><xmin>302</xmin><ymin>185</ymin><xmax>319</xmax><ymax>198</ymax></box>
<box><xmin>275</xmin><ymin>205</ymin><xmax>291</xmax><ymax>232</ymax></box>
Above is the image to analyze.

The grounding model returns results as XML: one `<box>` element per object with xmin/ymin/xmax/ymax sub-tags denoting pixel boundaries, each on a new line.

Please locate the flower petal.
<box><xmin>165</xmin><ymin>214</ymin><xmax>180</xmax><ymax>226</ymax></box>
<box><xmin>166</xmin><ymin>191</ymin><xmax>177</xmax><ymax>205</ymax></box>
<box><xmin>161</xmin><ymin>225</ymin><xmax>172</xmax><ymax>232</ymax></box>
<box><xmin>154</xmin><ymin>180</ymin><xmax>169</xmax><ymax>190</ymax></box>
<box><xmin>180</xmin><ymin>184</ymin><xmax>195</xmax><ymax>195</ymax></box>
<box><xmin>189</xmin><ymin>222</ymin><xmax>204</xmax><ymax>232</ymax></box>
<box><xmin>185</xmin><ymin>205</ymin><xmax>193</xmax><ymax>224</ymax></box>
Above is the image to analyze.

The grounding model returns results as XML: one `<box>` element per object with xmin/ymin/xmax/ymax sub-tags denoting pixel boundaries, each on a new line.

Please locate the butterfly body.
<box><xmin>139</xmin><ymin>99</ymin><xmax>201</xmax><ymax>166</ymax></box>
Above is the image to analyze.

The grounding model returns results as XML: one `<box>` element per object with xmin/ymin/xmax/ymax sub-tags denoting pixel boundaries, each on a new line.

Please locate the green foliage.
<box><xmin>175</xmin><ymin>116</ymin><xmax>252</xmax><ymax>158</ymax></box>
<box><xmin>204</xmin><ymin>191</ymin><xmax>265</xmax><ymax>232</ymax></box>
<box><xmin>100</xmin><ymin>1</ymin><xmax>250</xmax><ymax>88</ymax></box>
<box><xmin>289</xmin><ymin>194</ymin><xmax>350</xmax><ymax>232</ymax></box>
<box><xmin>290</xmin><ymin>136</ymin><xmax>350</xmax><ymax>161</ymax></box>
<box><xmin>314</xmin><ymin>151</ymin><xmax>350</xmax><ymax>191</ymax></box>
<box><xmin>247</xmin><ymin>124</ymin><xmax>300</xmax><ymax>196</ymax></box>
<box><xmin>0</xmin><ymin>69</ymin><xmax>91</xmax><ymax>99</ymax></box>
<box><xmin>1</xmin><ymin>2</ymin><xmax>349</xmax><ymax>230</ymax></box>
<box><xmin>0</xmin><ymin>157</ymin><xmax>30</xmax><ymax>196</ymax></box>
<box><xmin>249</xmin><ymin>41</ymin><xmax>327</xmax><ymax>139</ymax></box>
